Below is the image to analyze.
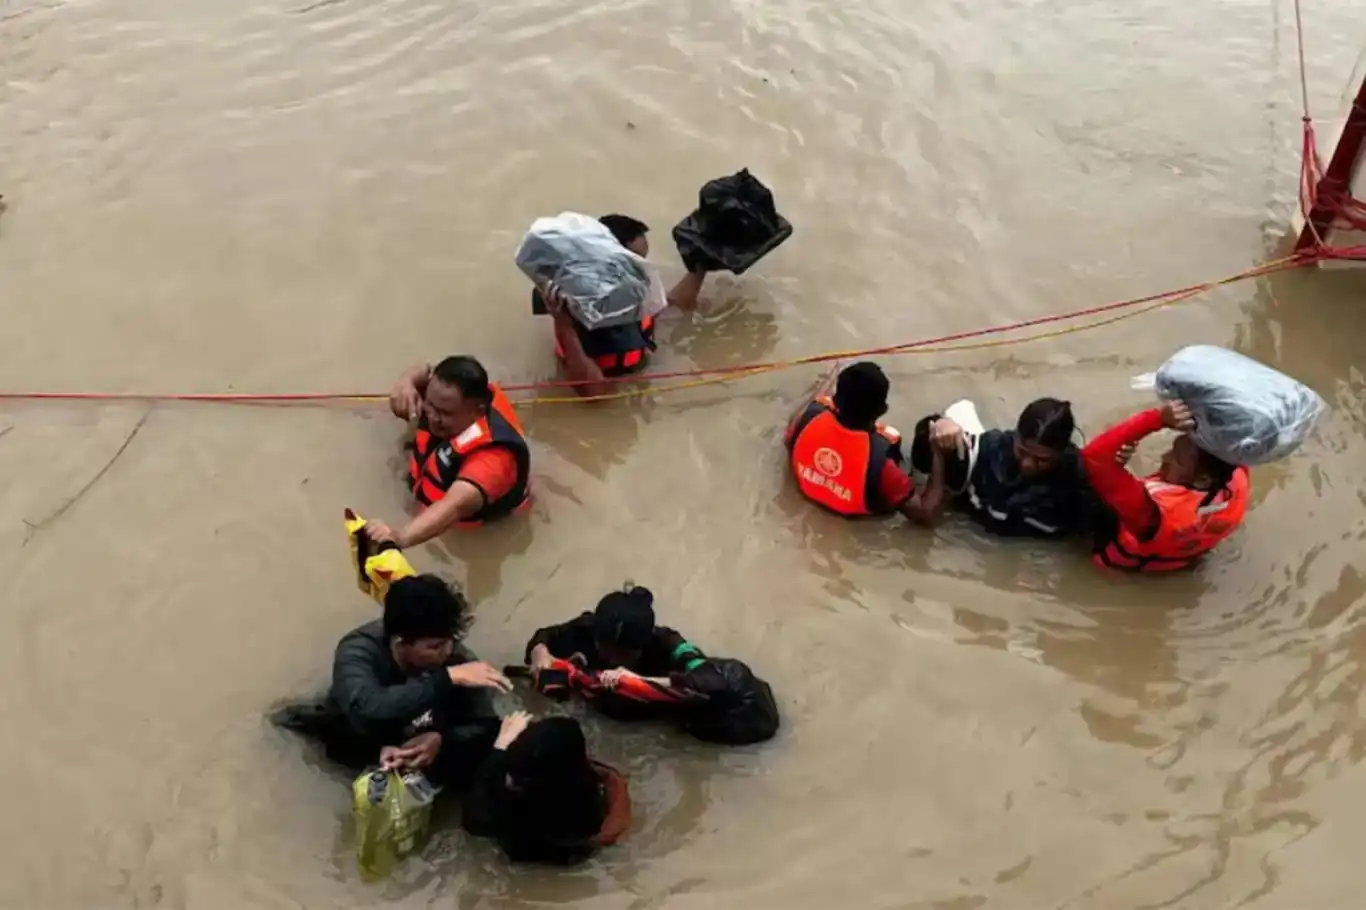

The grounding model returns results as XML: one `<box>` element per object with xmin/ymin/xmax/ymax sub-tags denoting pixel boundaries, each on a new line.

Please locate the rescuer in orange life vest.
<box><xmin>1082</xmin><ymin>399</ymin><xmax>1250</xmax><ymax>572</ymax></box>
<box><xmin>369</xmin><ymin>355</ymin><xmax>531</xmax><ymax>547</ymax></box>
<box><xmin>784</xmin><ymin>361</ymin><xmax>946</xmax><ymax>522</ymax></box>
<box><xmin>534</xmin><ymin>215</ymin><xmax>708</xmax><ymax>399</ymax></box>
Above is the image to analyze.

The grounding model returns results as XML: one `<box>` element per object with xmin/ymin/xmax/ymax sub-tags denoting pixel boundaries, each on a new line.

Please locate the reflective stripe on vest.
<box><xmin>1094</xmin><ymin>468</ymin><xmax>1250</xmax><ymax>572</ymax></box>
<box><xmin>406</xmin><ymin>384</ymin><xmax>531</xmax><ymax>525</ymax></box>
<box><xmin>788</xmin><ymin>397</ymin><xmax>903</xmax><ymax>517</ymax></box>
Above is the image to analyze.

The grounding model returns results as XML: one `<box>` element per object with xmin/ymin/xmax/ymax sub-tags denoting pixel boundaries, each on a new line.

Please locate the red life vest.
<box><xmin>786</xmin><ymin>396</ymin><xmax>905</xmax><ymax>517</ymax></box>
<box><xmin>406</xmin><ymin>384</ymin><xmax>531</xmax><ymax>524</ymax></box>
<box><xmin>1093</xmin><ymin>467</ymin><xmax>1250</xmax><ymax>572</ymax></box>
<box><xmin>552</xmin><ymin>315</ymin><xmax>657</xmax><ymax>376</ymax></box>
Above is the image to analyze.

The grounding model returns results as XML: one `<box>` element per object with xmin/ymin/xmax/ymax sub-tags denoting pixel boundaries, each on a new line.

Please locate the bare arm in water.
<box><xmin>667</xmin><ymin>271</ymin><xmax>706</xmax><ymax>311</ymax></box>
<box><xmin>540</xmin><ymin>283</ymin><xmax>612</xmax><ymax>399</ymax></box>
<box><xmin>900</xmin><ymin>444</ymin><xmax>945</xmax><ymax>526</ymax></box>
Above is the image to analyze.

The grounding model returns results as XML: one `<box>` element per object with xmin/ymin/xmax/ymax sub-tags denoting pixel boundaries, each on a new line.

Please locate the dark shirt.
<box><xmin>462</xmin><ymin>749</ymin><xmax>607</xmax><ymax>865</ymax></box>
<box><xmin>524</xmin><ymin>613</ymin><xmax>703</xmax><ymax>675</ymax></box>
<box><xmin>328</xmin><ymin>619</ymin><xmax>497</xmax><ymax>748</ymax></box>
<box><xmin>523</xmin><ymin>613</ymin><xmax>706</xmax><ymax>721</ymax></box>
<box><xmin>911</xmin><ymin>416</ymin><xmax>1101</xmax><ymax>539</ymax></box>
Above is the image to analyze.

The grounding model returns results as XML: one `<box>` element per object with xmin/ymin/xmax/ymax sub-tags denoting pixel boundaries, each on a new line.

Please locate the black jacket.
<box><xmin>524</xmin><ymin>613</ymin><xmax>704</xmax><ymax>721</ymax></box>
<box><xmin>524</xmin><ymin>613</ymin><xmax>701</xmax><ymax>676</ymax></box>
<box><xmin>524</xmin><ymin>617</ymin><xmax>779</xmax><ymax>743</ymax></box>
<box><xmin>329</xmin><ymin>619</ymin><xmax>497</xmax><ymax>747</ymax></box>
<box><xmin>911</xmin><ymin>417</ymin><xmax>1100</xmax><ymax>539</ymax></box>
<box><xmin>462</xmin><ymin>749</ymin><xmax>607</xmax><ymax>865</ymax></box>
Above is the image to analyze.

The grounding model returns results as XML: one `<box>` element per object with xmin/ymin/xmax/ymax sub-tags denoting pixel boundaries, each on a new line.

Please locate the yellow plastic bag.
<box><xmin>344</xmin><ymin>509</ymin><xmax>416</xmax><ymax>606</ymax></box>
<box><xmin>351</xmin><ymin>769</ymin><xmax>438</xmax><ymax>882</ymax></box>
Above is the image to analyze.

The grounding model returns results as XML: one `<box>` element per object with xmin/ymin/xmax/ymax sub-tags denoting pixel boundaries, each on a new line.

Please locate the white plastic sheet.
<box><xmin>1131</xmin><ymin>345</ymin><xmax>1325</xmax><ymax>466</ymax></box>
<box><xmin>515</xmin><ymin>212</ymin><xmax>667</xmax><ymax>330</ymax></box>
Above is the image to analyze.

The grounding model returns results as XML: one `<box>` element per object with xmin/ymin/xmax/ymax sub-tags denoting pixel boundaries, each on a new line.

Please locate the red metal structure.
<box><xmin>1292</xmin><ymin>0</ymin><xmax>1366</xmax><ymax>259</ymax></box>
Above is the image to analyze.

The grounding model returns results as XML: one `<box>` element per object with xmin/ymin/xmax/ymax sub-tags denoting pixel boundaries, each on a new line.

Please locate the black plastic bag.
<box><xmin>675</xmin><ymin>658</ymin><xmax>780</xmax><ymax>745</ymax></box>
<box><xmin>672</xmin><ymin>169</ymin><xmax>793</xmax><ymax>274</ymax></box>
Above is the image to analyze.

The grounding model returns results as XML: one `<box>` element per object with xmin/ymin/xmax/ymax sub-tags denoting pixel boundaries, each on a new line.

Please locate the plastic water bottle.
<box><xmin>366</xmin><ymin>770</ymin><xmax>388</xmax><ymax>805</ymax></box>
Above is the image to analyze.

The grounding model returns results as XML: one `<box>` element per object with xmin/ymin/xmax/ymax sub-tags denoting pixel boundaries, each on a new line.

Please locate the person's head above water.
<box><xmin>505</xmin><ymin>716</ymin><xmax>591</xmax><ymax>785</ymax></box>
<box><xmin>832</xmin><ymin>362</ymin><xmax>890</xmax><ymax>429</ymax></box>
<box><xmin>592</xmin><ymin>585</ymin><xmax>656</xmax><ymax>668</ymax></box>
<box><xmin>1013</xmin><ymin>398</ymin><xmax>1076</xmax><ymax>478</ymax></box>
<box><xmin>599</xmin><ymin>214</ymin><xmax>650</xmax><ymax>257</ymax></box>
<box><xmin>503</xmin><ymin>716</ymin><xmax>604</xmax><ymax>841</ymax></box>
<box><xmin>383</xmin><ymin>574</ymin><xmax>471</xmax><ymax>672</ymax></box>
<box><xmin>424</xmin><ymin>355</ymin><xmax>493</xmax><ymax>439</ymax></box>
<box><xmin>1159</xmin><ymin>433</ymin><xmax>1236</xmax><ymax>493</ymax></box>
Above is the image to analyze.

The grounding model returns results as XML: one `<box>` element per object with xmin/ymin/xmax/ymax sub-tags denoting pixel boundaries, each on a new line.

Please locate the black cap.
<box><xmin>592</xmin><ymin>586</ymin><xmax>655</xmax><ymax>649</ymax></box>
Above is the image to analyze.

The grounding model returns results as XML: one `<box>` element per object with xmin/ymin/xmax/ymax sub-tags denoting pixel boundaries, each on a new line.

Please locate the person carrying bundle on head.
<box><xmin>523</xmin><ymin>213</ymin><xmax>709</xmax><ymax>400</ymax></box>
<box><xmin>1084</xmin><ymin>400</ymin><xmax>1249</xmax><ymax>572</ymax></box>
<box><xmin>1084</xmin><ymin>346</ymin><xmax>1324</xmax><ymax>573</ymax></box>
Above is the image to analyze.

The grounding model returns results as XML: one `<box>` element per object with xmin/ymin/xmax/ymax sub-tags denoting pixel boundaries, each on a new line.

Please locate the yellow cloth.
<box><xmin>344</xmin><ymin>509</ymin><xmax>416</xmax><ymax>606</ymax></box>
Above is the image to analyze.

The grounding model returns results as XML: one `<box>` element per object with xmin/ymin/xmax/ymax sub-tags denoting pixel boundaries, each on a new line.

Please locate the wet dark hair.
<box><xmin>504</xmin><ymin>716</ymin><xmax>605</xmax><ymax>844</ymax></box>
<box><xmin>1016</xmin><ymin>397</ymin><xmax>1076</xmax><ymax>451</ymax></box>
<box><xmin>383</xmin><ymin>574</ymin><xmax>471</xmax><ymax>642</ymax></box>
<box><xmin>832</xmin><ymin>361</ymin><xmax>890</xmax><ymax>427</ymax></box>
<box><xmin>598</xmin><ymin>214</ymin><xmax>649</xmax><ymax>248</ymax></box>
<box><xmin>592</xmin><ymin>585</ymin><xmax>655</xmax><ymax>649</ymax></box>
<box><xmin>431</xmin><ymin>355</ymin><xmax>492</xmax><ymax>407</ymax></box>
<box><xmin>1197</xmin><ymin>447</ymin><xmax>1237</xmax><ymax>503</ymax></box>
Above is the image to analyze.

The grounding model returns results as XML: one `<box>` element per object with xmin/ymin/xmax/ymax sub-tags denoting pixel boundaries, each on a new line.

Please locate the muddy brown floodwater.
<box><xmin>4</xmin><ymin>1</ymin><xmax>1366</xmax><ymax>908</ymax></box>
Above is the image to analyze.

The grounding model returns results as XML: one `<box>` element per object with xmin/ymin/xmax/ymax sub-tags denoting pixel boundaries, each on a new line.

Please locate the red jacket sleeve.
<box><xmin>878</xmin><ymin>460</ymin><xmax>915</xmax><ymax>510</ymax></box>
<box><xmin>1081</xmin><ymin>409</ymin><xmax>1164</xmax><ymax>540</ymax></box>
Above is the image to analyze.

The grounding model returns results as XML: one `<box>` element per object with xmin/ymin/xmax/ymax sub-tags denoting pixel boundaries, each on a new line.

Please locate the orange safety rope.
<box><xmin>0</xmin><ymin>252</ymin><xmax>1318</xmax><ymax>407</ymax></box>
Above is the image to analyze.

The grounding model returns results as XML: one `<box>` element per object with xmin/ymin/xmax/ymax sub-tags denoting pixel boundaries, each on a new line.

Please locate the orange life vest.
<box><xmin>1093</xmin><ymin>467</ymin><xmax>1250</xmax><ymax>572</ymax></box>
<box><xmin>589</xmin><ymin>762</ymin><xmax>631</xmax><ymax>847</ymax></box>
<box><xmin>551</xmin><ymin>314</ymin><xmax>657</xmax><ymax>376</ymax></box>
<box><xmin>786</xmin><ymin>396</ymin><xmax>905</xmax><ymax>517</ymax></box>
<box><xmin>406</xmin><ymin>384</ymin><xmax>531</xmax><ymax>524</ymax></box>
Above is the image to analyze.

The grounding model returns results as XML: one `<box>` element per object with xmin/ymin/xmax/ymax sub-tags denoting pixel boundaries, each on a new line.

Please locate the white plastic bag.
<box><xmin>514</xmin><ymin>212</ymin><xmax>667</xmax><ymax>330</ymax></box>
<box><xmin>942</xmin><ymin>399</ymin><xmax>984</xmax><ymax>494</ymax></box>
<box><xmin>1131</xmin><ymin>345</ymin><xmax>1325</xmax><ymax>466</ymax></box>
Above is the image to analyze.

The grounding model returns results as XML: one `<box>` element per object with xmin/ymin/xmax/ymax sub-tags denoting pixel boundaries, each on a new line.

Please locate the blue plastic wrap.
<box><xmin>1132</xmin><ymin>346</ymin><xmax>1325</xmax><ymax>466</ymax></box>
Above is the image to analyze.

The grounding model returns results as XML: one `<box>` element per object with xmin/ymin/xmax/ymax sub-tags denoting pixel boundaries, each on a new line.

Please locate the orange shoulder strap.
<box><xmin>488</xmin><ymin>383</ymin><xmax>526</xmax><ymax>435</ymax></box>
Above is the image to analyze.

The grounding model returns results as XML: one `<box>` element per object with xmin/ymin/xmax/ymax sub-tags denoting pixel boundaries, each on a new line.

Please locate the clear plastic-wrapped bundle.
<box><xmin>1131</xmin><ymin>345</ymin><xmax>1326</xmax><ymax>466</ymax></box>
<box><xmin>515</xmin><ymin>212</ymin><xmax>666</xmax><ymax>330</ymax></box>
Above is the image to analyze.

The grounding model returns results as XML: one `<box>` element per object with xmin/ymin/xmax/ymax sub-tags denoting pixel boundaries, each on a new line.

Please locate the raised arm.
<box><xmin>390</xmin><ymin>362</ymin><xmax>432</xmax><ymax>421</ymax></box>
<box><xmin>1081</xmin><ymin>409</ymin><xmax>1165</xmax><ymax>540</ymax></box>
